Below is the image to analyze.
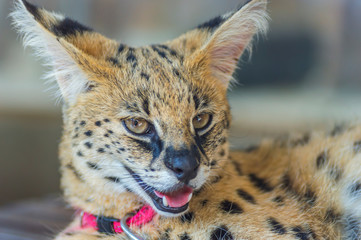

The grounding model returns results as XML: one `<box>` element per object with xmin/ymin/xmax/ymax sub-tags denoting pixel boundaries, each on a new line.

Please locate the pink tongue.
<box><xmin>154</xmin><ymin>186</ymin><xmax>193</xmax><ymax>208</ymax></box>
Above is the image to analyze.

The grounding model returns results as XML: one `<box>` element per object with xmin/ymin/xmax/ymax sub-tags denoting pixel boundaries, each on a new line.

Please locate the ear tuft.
<box><xmin>206</xmin><ymin>0</ymin><xmax>269</xmax><ymax>87</ymax></box>
<box><xmin>185</xmin><ymin>0</ymin><xmax>269</xmax><ymax>88</ymax></box>
<box><xmin>10</xmin><ymin>0</ymin><xmax>94</xmax><ymax>104</ymax></box>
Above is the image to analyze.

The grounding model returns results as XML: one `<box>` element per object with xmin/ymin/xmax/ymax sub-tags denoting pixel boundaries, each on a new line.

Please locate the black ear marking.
<box><xmin>197</xmin><ymin>15</ymin><xmax>226</xmax><ymax>31</ymax></box>
<box><xmin>52</xmin><ymin>17</ymin><xmax>93</xmax><ymax>37</ymax></box>
<box><xmin>267</xmin><ymin>217</ymin><xmax>287</xmax><ymax>235</ymax></box>
<box><xmin>22</xmin><ymin>0</ymin><xmax>41</xmax><ymax>21</ymax></box>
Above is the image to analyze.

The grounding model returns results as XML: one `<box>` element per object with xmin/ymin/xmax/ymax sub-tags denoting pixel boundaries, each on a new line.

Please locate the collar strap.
<box><xmin>80</xmin><ymin>205</ymin><xmax>156</xmax><ymax>234</ymax></box>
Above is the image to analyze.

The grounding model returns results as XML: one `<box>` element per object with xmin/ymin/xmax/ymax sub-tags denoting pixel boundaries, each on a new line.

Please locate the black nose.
<box><xmin>164</xmin><ymin>147</ymin><xmax>200</xmax><ymax>183</ymax></box>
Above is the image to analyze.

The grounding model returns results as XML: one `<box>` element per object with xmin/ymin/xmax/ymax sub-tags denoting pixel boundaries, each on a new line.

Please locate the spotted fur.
<box><xmin>11</xmin><ymin>0</ymin><xmax>361</xmax><ymax>239</ymax></box>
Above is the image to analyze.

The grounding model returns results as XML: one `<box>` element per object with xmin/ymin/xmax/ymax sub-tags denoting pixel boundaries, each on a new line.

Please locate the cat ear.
<box><xmin>11</xmin><ymin>0</ymin><xmax>118</xmax><ymax>103</ymax></box>
<box><xmin>181</xmin><ymin>0</ymin><xmax>269</xmax><ymax>88</ymax></box>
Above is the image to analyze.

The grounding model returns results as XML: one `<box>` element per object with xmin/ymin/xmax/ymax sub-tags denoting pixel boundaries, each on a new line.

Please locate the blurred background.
<box><xmin>0</xmin><ymin>0</ymin><xmax>360</xmax><ymax>206</ymax></box>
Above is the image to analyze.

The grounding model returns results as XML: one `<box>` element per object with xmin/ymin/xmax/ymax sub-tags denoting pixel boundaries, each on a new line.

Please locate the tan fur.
<box><xmin>12</xmin><ymin>0</ymin><xmax>361</xmax><ymax>239</ymax></box>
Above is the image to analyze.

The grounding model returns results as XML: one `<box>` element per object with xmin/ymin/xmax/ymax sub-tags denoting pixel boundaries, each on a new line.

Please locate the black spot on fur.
<box><xmin>249</xmin><ymin>174</ymin><xmax>273</xmax><ymax>192</ymax></box>
<box><xmin>220</xmin><ymin>200</ymin><xmax>243</xmax><ymax>214</ymax></box>
<box><xmin>349</xmin><ymin>182</ymin><xmax>361</xmax><ymax>197</ymax></box>
<box><xmin>272</xmin><ymin>196</ymin><xmax>284</xmax><ymax>205</ymax></box>
<box><xmin>160</xmin><ymin>228</ymin><xmax>171</xmax><ymax>240</ymax></box>
<box><xmin>87</xmin><ymin>162</ymin><xmax>101</xmax><ymax>170</ymax></box>
<box><xmin>141</xmin><ymin>72</ymin><xmax>150</xmax><ymax>81</ymax></box>
<box><xmin>220</xmin><ymin>137</ymin><xmax>227</xmax><ymax>145</ymax></box>
<box><xmin>126</xmin><ymin>51</ymin><xmax>137</xmax><ymax>62</ymax></box>
<box><xmin>173</xmin><ymin>68</ymin><xmax>181</xmax><ymax>77</ymax></box>
<box><xmin>126</xmin><ymin>48</ymin><xmax>137</xmax><ymax>68</ymax></box>
<box><xmin>117</xmin><ymin>44</ymin><xmax>125</xmax><ymax>54</ymax></box>
<box><xmin>267</xmin><ymin>217</ymin><xmax>287</xmax><ymax>235</ymax></box>
<box><xmin>105</xmin><ymin>144</ymin><xmax>110</xmax><ymax>148</ymax></box>
<box><xmin>179</xmin><ymin>233</ymin><xmax>191</xmax><ymax>240</ymax></box>
<box><xmin>104</xmin><ymin>133</ymin><xmax>109</xmax><ymax>138</ymax></box>
<box><xmin>329</xmin><ymin>166</ymin><xmax>342</xmax><ymax>182</ymax></box>
<box><xmin>324</xmin><ymin>208</ymin><xmax>340</xmax><ymax>223</ymax></box>
<box><xmin>118</xmin><ymin>43</ymin><xmax>125</xmax><ymax>55</ymax></box>
<box><xmin>77</xmin><ymin>151</ymin><xmax>83</xmax><ymax>157</ymax></box>
<box><xmin>151</xmin><ymin>46</ymin><xmax>171</xmax><ymax>63</ymax></box>
<box><xmin>281</xmin><ymin>174</ymin><xmax>295</xmax><ymax>194</ymax></box>
<box><xmin>158</xmin><ymin>44</ymin><xmax>178</xmax><ymax>56</ymax></box>
<box><xmin>125</xmin><ymin>102</ymin><xmax>141</xmax><ymax>113</ymax></box>
<box><xmin>66</xmin><ymin>164</ymin><xmax>83</xmax><ymax>182</ymax></box>
<box><xmin>142</xmin><ymin>98</ymin><xmax>150</xmax><ymax>115</ymax></box>
<box><xmin>291</xmin><ymin>226</ymin><xmax>310</xmax><ymax>240</ymax></box>
<box><xmin>180</xmin><ymin>212</ymin><xmax>194</xmax><ymax>223</ymax></box>
<box><xmin>108</xmin><ymin>130</ymin><xmax>113</xmax><ymax>134</ymax></box>
<box><xmin>210</xmin><ymin>225</ymin><xmax>234</xmax><ymax>240</ymax></box>
<box><xmin>200</xmin><ymin>199</ymin><xmax>208</xmax><ymax>207</ymax></box>
<box><xmin>80</xmin><ymin>121</ymin><xmax>86</xmax><ymax>126</ymax></box>
<box><xmin>104</xmin><ymin>119</ymin><xmax>110</xmax><ymax>123</ymax></box>
<box><xmin>84</xmin><ymin>142</ymin><xmax>92</xmax><ymax>149</ymax></box>
<box><xmin>108</xmin><ymin>57</ymin><xmax>119</xmax><ymax>66</ymax></box>
<box><xmin>210</xmin><ymin>160</ymin><xmax>217</xmax><ymax>167</ymax></box>
<box><xmin>237</xmin><ymin>189</ymin><xmax>256</xmax><ymax>204</ymax></box>
<box><xmin>97</xmin><ymin>148</ymin><xmax>105</xmax><ymax>153</ymax></box>
<box><xmin>105</xmin><ymin>176</ymin><xmax>121</xmax><ymax>183</ymax></box>
<box><xmin>197</xmin><ymin>15</ymin><xmax>225</xmax><ymax>31</ymax></box>
<box><xmin>193</xmin><ymin>95</ymin><xmax>200</xmax><ymax>110</ymax></box>
<box><xmin>304</xmin><ymin>188</ymin><xmax>317</xmax><ymax>206</ymax></box>
<box><xmin>95</xmin><ymin>121</ymin><xmax>102</xmax><ymax>127</ymax></box>
<box><xmin>354</xmin><ymin>141</ymin><xmax>361</xmax><ymax>153</ymax></box>
<box><xmin>291</xmin><ymin>133</ymin><xmax>310</xmax><ymax>147</ymax></box>
<box><xmin>308</xmin><ymin>228</ymin><xmax>317</xmax><ymax>240</ymax></box>
<box><xmin>22</xmin><ymin>0</ymin><xmax>41</xmax><ymax>21</ymax></box>
<box><xmin>316</xmin><ymin>151</ymin><xmax>328</xmax><ymax>169</ymax></box>
<box><xmin>52</xmin><ymin>17</ymin><xmax>92</xmax><ymax>37</ymax></box>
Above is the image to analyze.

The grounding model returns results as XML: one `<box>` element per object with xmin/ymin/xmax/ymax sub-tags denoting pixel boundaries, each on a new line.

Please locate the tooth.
<box><xmin>162</xmin><ymin>196</ymin><xmax>168</xmax><ymax>207</ymax></box>
<box><xmin>188</xmin><ymin>193</ymin><xmax>193</xmax><ymax>202</ymax></box>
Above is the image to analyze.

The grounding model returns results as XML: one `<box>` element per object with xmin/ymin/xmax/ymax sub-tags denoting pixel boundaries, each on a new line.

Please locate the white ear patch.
<box><xmin>10</xmin><ymin>0</ymin><xmax>90</xmax><ymax>104</ymax></box>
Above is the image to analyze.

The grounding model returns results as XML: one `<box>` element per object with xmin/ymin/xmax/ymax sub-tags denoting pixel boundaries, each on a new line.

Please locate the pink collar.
<box><xmin>80</xmin><ymin>205</ymin><xmax>156</xmax><ymax>235</ymax></box>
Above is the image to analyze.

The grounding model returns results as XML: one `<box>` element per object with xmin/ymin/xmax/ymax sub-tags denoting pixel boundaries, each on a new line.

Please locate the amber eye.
<box><xmin>124</xmin><ymin>118</ymin><xmax>150</xmax><ymax>135</ymax></box>
<box><xmin>192</xmin><ymin>113</ymin><xmax>211</xmax><ymax>131</ymax></box>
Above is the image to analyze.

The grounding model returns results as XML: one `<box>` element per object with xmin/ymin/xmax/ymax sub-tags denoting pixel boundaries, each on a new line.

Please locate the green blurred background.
<box><xmin>0</xmin><ymin>0</ymin><xmax>360</xmax><ymax>206</ymax></box>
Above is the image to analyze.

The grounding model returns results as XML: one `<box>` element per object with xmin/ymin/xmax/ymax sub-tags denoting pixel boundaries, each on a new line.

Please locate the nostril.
<box><xmin>174</xmin><ymin>168</ymin><xmax>184</xmax><ymax>174</ymax></box>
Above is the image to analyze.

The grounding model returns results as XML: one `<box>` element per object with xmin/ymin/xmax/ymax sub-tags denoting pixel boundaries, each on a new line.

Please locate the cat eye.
<box><xmin>123</xmin><ymin>118</ymin><xmax>151</xmax><ymax>135</ymax></box>
<box><xmin>193</xmin><ymin>113</ymin><xmax>212</xmax><ymax>131</ymax></box>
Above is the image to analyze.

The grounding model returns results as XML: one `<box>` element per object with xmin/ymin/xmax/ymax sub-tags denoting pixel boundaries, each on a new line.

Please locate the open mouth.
<box><xmin>125</xmin><ymin>167</ymin><xmax>193</xmax><ymax>214</ymax></box>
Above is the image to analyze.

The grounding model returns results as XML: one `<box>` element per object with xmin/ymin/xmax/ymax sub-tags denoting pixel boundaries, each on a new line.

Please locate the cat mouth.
<box><xmin>124</xmin><ymin>167</ymin><xmax>193</xmax><ymax>214</ymax></box>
